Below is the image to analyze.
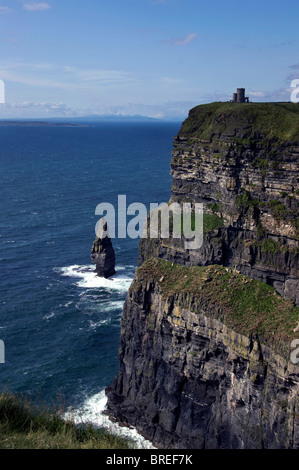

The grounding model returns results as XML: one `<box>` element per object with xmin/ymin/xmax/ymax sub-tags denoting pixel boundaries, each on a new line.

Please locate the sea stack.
<box><xmin>91</xmin><ymin>218</ymin><xmax>116</xmax><ymax>278</ymax></box>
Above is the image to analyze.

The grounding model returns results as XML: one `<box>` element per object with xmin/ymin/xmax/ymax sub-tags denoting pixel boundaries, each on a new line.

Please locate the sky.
<box><xmin>0</xmin><ymin>0</ymin><xmax>299</xmax><ymax>119</ymax></box>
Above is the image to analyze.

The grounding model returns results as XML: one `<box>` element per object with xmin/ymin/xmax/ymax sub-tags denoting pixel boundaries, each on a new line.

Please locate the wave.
<box><xmin>57</xmin><ymin>264</ymin><xmax>134</xmax><ymax>292</ymax></box>
<box><xmin>100</xmin><ymin>300</ymin><xmax>125</xmax><ymax>312</ymax></box>
<box><xmin>43</xmin><ymin>311</ymin><xmax>55</xmax><ymax>320</ymax></box>
<box><xmin>88</xmin><ymin>319</ymin><xmax>110</xmax><ymax>329</ymax></box>
<box><xmin>64</xmin><ymin>390</ymin><xmax>155</xmax><ymax>449</ymax></box>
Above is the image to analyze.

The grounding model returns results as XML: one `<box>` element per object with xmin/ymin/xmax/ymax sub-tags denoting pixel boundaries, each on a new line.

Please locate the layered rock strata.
<box><xmin>139</xmin><ymin>103</ymin><xmax>299</xmax><ymax>305</ymax></box>
<box><xmin>106</xmin><ymin>103</ymin><xmax>299</xmax><ymax>448</ymax></box>
<box><xmin>107</xmin><ymin>259</ymin><xmax>299</xmax><ymax>449</ymax></box>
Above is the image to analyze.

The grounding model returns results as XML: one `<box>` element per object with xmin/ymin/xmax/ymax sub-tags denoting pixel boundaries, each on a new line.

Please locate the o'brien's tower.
<box><xmin>232</xmin><ymin>88</ymin><xmax>249</xmax><ymax>103</ymax></box>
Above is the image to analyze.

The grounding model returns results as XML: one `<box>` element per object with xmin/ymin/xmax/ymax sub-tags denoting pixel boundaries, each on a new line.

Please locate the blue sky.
<box><xmin>0</xmin><ymin>0</ymin><xmax>299</xmax><ymax>119</ymax></box>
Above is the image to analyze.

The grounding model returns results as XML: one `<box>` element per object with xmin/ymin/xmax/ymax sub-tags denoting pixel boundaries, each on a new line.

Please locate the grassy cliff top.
<box><xmin>134</xmin><ymin>258</ymin><xmax>299</xmax><ymax>358</ymax></box>
<box><xmin>178</xmin><ymin>102</ymin><xmax>299</xmax><ymax>143</ymax></box>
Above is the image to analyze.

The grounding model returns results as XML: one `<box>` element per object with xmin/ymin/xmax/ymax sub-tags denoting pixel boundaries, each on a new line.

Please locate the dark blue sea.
<box><xmin>0</xmin><ymin>121</ymin><xmax>180</xmax><ymax>446</ymax></box>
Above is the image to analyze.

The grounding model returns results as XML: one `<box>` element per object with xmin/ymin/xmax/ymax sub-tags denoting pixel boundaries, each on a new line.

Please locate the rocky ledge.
<box><xmin>139</xmin><ymin>102</ymin><xmax>299</xmax><ymax>305</ymax></box>
<box><xmin>106</xmin><ymin>259</ymin><xmax>299</xmax><ymax>449</ymax></box>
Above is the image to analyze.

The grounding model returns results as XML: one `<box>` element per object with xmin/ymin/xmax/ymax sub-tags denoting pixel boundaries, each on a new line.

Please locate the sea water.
<box><xmin>0</xmin><ymin>121</ymin><xmax>180</xmax><ymax>447</ymax></box>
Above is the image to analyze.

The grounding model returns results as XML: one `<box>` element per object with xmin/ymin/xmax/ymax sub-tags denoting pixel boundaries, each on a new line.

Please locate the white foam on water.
<box><xmin>57</xmin><ymin>265</ymin><xmax>133</xmax><ymax>292</ymax></box>
<box><xmin>100</xmin><ymin>300</ymin><xmax>125</xmax><ymax>312</ymax></box>
<box><xmin>57</xmin><ymin>265</ymin><xmax>147</xmax><ymax>446</ymax></box>
<box><xmin>88</xmin><ymin>319</ymin><xmax>110</xmax><ymax>329</ymax></box>
<box><xmin>84</xmin><ymin>301</ymin><xmax>124</xmax><ymax>329</ymax></box>
<box><xmin>64</xmin><ymin>390</ymin><xmax>155</xmax><ymax>449</ymax></box>
<box><xmin>115</xmin><ymin>264</ymin><xmax>135</xmax><ymax>272</ymax></box>
<box><xmin>43</xmin><ymin>311</ymin><xmax>55</xmax><ymax>320</ymax></box>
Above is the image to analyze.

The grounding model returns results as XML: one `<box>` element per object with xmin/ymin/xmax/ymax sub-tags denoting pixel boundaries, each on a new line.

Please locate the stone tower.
<box><xmin>232</xmin><ymin>88</ymin><xmax>249</xmax><ymax>103</ymax></box>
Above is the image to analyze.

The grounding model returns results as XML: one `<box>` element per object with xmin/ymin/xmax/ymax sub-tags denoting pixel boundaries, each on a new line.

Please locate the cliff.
<box><xmin>107</xmin><ymin>259</ymin><xmax>299</xmax><ymax>449</ymax></box>
<box><xmin>139</xmin><ymin>102</ymin><xmax>299</xmax><ymax>305</ymax></box>
<box><xmin>106</xmin><ymin>102</ymin><xmax>299</xmax><ymax>449</ymax></box>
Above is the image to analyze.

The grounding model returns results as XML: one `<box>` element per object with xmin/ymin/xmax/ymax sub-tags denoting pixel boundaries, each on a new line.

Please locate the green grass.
<box><xmin>207</xmin><ymin>202</ymin><xmax>220</xmax><ymax>213</ymax></box>
<box><xmin>203</xmin><ymin>213</ymin><xmax>224</xmax><ymax>233</ymax></box>
<box><xmin>255</xmin><ymin>238</ymin><xmax>282</xmax><ymax>254</ymax></box>
<box><xmin>158</xmin><ymin>209</ymin><xmax>224</xmax><ymax>237</ymax></box>
<box><xmin>0</xmin><ymin>391</ymin><xmax>134</xmax><ymax>449</ymax></box>
<box><xmin>179</xmin><ymin>102</ymin><xmax>299</xmax><ymax>143</ymax></box>
<box><xmin>134</xmin><ymin>258</ymin><xmax>299</xmax><ymax>358</ymax></box>
<box><xmin>236</xmin><ymin>191</ymin><xmax>258</xmax><ymax>209</ymax></box>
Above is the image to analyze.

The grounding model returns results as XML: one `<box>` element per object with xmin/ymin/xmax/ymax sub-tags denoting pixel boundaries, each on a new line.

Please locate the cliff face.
<box><xmin>106</xmin><ymin>259</ymin><xmax>299</xmax><ymax>449</ymax></box>
<box><xmin>139</xmin><ymin>103</ymin><xmax>299</xmax><ymax>305</ymax></box>
<box><xmin>106</xmin><ymin>103</ymin><xmax>299</xmax><ymax>449</ymax></box>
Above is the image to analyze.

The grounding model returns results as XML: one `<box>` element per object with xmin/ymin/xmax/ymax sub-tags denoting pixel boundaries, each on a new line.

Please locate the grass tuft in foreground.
<box><xmin>0</xmin><ymin>391</ymin><xmax>134</xmax><ymax>449</ymax></box>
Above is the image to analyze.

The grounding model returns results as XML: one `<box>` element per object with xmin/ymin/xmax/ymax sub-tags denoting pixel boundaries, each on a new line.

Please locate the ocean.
<box><xmin>0</xmin><ymin>121</ymin><xmax>181</xmax><ymax>447</ymax></box>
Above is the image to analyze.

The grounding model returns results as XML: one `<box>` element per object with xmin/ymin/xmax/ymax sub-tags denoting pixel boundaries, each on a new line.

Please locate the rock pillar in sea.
<box><xmin>91</xmin><ymin>218</ymin><xmax>116</xmax><ymax>278</ymax></box>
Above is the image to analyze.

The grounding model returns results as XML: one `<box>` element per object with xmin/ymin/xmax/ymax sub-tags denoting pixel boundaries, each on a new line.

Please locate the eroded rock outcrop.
<box><xmin>91</xmin><ymin>218</ymin><xmax>115</xmax><ymax>278</ymax></box>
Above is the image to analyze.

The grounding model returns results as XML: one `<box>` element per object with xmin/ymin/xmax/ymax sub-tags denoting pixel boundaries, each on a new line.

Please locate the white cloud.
<box><xmin>0</xmin><ymin>60</ymin><xmax>199</xmax><ymax>118</ymax></box>
<box><xmin>159</xmin><ymin>33</ymin><xmax>197</xmax><ymax>46</ymax></box>
<box><xmin>245</xmin><ymin>87</ymin><xmax>292</xmax><ymax>102</ymax></box>
<box><xmin>90</xmin><ymin>100</ymin><xmax>199</xmax><ymax>120</ymax></box>
<box><xmin>0</xmin><ymin>101</ymin><xmax>77</xmax><ymax>118</ymax></box>
<box><xmin>248</xmin><ymin>91</ymin><xmax>266</xmax><ymax>98</ymax></box>
<box><xmin>0</xmin><ymin>99</ymin><xmax>196</xmax><ymax>120</ymax></box>
<box><xmin>173</xmin><ymin>33</ymin><xmax>197</xmax><ymax>46</ymax></box>
<box><xmin>0</xmin><ymin>6</ymin><xmax>11</xmax><ymax>13</ymax></box>
<box><xmin>23</xmin><ymin>2</ymin><xmax>51</xmax><ymax>11</ymax></box>
<box><xmin>0</xmin><ymin>61</ymin><xmax>133</xmax><ymax>90</ymax></box>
